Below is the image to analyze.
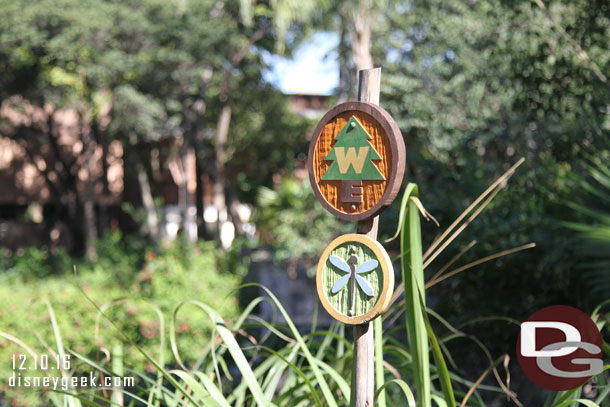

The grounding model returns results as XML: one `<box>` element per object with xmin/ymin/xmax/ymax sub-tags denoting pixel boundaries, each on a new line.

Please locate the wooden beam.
<box><xmin>352</xmin><ymin>67</ymin><xmax>381</xmax><ymax>407</ymax></box>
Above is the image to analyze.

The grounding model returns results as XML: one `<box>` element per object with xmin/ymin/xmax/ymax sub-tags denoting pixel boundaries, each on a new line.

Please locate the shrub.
<box><xmin>0</xmin><ymin>234</ymin><xmax>243</xmax><ymax>406</ymax></box>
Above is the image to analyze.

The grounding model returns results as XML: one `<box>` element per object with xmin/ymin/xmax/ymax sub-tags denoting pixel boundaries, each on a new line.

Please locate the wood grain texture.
<box><xmin>353</xmin><ymin>321</ymin><xmax>374</xmax><ymax>407</ymax></box>
<box><xmin>308</xmin><ymin>102</ymin><xmax>405</xmax><ymax>221</ymax></box>
<box><xmin>358</xmin><ymin>67</ymin><xmax>381</xmax><ymax>105</ymax></box>
<box><xmin>353</xmin><ymin>206</ymin><xmax>378</xmax><ymax>407</ymax></box>
<box><xmin>354</xmin><ymin>68</ymin><xmax>381</xmax><ymax>407</ymax></box>
<box><xmin>314</xmin><ymin>110</ymin><xmax>391</xmax><ymax>214</ymax></box>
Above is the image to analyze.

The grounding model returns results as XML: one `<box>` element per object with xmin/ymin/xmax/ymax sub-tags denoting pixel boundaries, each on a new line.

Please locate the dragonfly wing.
<box><xmin>355</xmin><ymin>259</ymin><xmax>379</xmax><ymax>274</ymax></box>
<box><xmin>331</xmin><ymin>274</ymin><xmax>351</xmax><ymax>294</ymax></box>
<box><xmin>329</xmin><ymin>255</ymin><xmax>351</xmax><ymax>273</ymax></box>
<box><xmin>355</xmin><ymin>275</ymin><xmax>374</xmax><ymax>296</ymax></box>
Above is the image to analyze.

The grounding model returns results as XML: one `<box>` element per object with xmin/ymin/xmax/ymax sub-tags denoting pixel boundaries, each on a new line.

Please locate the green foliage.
<box><xmin>2</xmin><ymin>294</ymin><xmax>607</xmax><ymax>406</ymax></box>
<box><xmin>109</xmin><ymin>85</ymin><xmax>166</xmax><ymax>140</ymax></box>
<box><xmin>1</xmin><ymin>185</ymin><xmax>608</xmax><ymax>406</ymax></box>
<box><xmin>386</xmin><ymin>178</ymin><xmax>608</xmax><ymax>407</ymax></box>
<box><xmin>0</xmin><ymin>234</ymin><xmax>242</xmax><ymax>406</ymax></box>
<box><xmin>373</xmin><ymin>0</ymin><xmax>610</xmax><ymax>338</ymax></box>
<box><xmin>0</xmin><ymin>0</ymin><xmax>314</xmax><ymax>224</ymax></box>
<box><xmin>398</xmin><ymin>184</ymin><xmax>434</xmax><ymax>407</ymax></box>
<box><xmin>1</xmin><ymin>0</ymin><xmax>609</xmax><ymax>405</ymax></box>
<box><xmin>1</xmin><ymin>246</ymin><xmax>72</xmax><ymax>279</ymax></box>
<box><xmin>563</xmin><ymin>148</ymin><xmax>610</xmax><ymax>306</ymax></box>
<box><xmin>254</xmin><ymin>177</ymin><xmax>352</xmax><ymax>265</ymax></box>
<box><xmin>225</xmin><ymin>89</ymin><xmax>312</xmax><ymax>202</ymax></box>
<box><xmin>381</xmin><ymin>0</ymin><xmax>609</xmax><ymax>159</ymax></box>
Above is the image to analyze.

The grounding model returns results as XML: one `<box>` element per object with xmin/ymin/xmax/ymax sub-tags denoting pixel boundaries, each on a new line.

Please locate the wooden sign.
<box><xmin>307</xmin><ymin>102</ymin><xmax>406</xmax><ymax>221</ymax></box>
<box><xmin>316</xmin><ymin>234</ymin><xmax>394</xmax><ymax>325</ymax></box>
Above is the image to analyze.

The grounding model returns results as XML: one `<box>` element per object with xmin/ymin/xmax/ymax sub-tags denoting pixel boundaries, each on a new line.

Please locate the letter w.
<box><xmin>335</xmin><ymin>147</ymin><xmax>369</xmax><ymax>174</ymax></box>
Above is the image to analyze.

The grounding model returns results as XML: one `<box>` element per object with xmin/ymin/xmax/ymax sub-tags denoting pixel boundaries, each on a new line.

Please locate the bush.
<box><xmin>0</xmin><ymin>234</ymin><xmax>243</xmax><ymax>406</ymax></box>
<box><xmin>254</xmin><ymin>177</ymin><xmax>352</xmax><ymax>267</ymax></box>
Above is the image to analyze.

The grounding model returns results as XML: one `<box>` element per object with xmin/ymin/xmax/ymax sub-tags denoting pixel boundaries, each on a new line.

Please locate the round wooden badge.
<box><xmin>308</xmin><ymin>102</ymin><xmax>406</xmax><ymax>221</ymax></box>
<box><xmin>316</xmin><ymin>234</ymin><xmax>394</xmax><ymax>324</ymax></box>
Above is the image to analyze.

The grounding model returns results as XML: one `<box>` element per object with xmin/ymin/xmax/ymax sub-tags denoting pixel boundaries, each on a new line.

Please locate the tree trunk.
<box><xmin>136</xmin><ymin>159</ymin><xmax>160</xmax><ymax>248</ymax></box>
<box><xmin>337</xmin><ymin>14</ymin><xmax>354</xmax><ymax>103</ymax></box>
<box><xmin>351</xmin><ymin>0</ymin><xmax>374</xmax><ymax>73</ymax></box>
<box><xmin>93</xmin><ymin>122</ymin><xmax>110</xmax><ymax>235</ymax></box>
<box><xmin>209</xmin><ymin>27</ymin><xmax>269</xmax><ymax>245</ymax></box>
<box><xmin>195</xmin><ymin>159</ymin><xmax>210</xmax><ymax>240</ymax></box>
<box><xmin>227</xmin><ymin>189</ymin><xmax>244</xmax><ymax>237</ymax></box>
<box><xmin>179</xmin><ymin>139</ymin><xmax>197</xmax><ymax>243</ymax></box>
<box><xmin>188</xmin><ymin>67</ymin><xmax>213</xmax><ymax>242</ymax></box>
<box><xmin>213</xmin><ymin>104</ymin><xmax>231</xmax><ymax>244</ymax></box>
<box><xmin>81</xmin><ymin>115</ymin><xmax>98</xmax><ymax>261</ymax></box>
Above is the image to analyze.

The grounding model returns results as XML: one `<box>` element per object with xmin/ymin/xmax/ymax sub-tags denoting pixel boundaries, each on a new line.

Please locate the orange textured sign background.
<box><xmin>312</xmin><ymin>110</ymin><xmax>393</xmax><ymax>215</ymax></box>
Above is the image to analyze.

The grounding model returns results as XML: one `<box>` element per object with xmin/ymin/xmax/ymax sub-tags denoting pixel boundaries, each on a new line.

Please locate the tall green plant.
<box><xmin>6</xmin><ymin>160</ymin><xmax>609</xmax><ymax>407</ymax></box>
<box><xmin>386</xmin><ymin>160</ymin><xmax>533</xmax><ymax>406</ymax></box>
<box><xmin>563</xmin><ymin>152</ymin><xmax>610</xmax><ymax>304</ymax></box>
<box><xmin>398</xmin><ymin>183</ymin><xmax>433</xmax><ymax>407</ymax></box>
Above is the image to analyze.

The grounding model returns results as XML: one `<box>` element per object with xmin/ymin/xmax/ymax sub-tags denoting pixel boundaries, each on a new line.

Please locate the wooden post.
<box><xmin>352</xmin><ymin>67</ymin><xmax>381</xmax><ymax>407</ymax></box>
<box><xmin>309</xmin><ymin>65</ymin><xmax>403</xmax><ymax>405</ymax></box>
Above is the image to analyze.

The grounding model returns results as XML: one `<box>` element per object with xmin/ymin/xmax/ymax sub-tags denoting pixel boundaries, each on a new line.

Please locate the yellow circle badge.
<box><xmin>316</xmin><ymin>234</ymin><xmax>394</xmax><ymax>325</ymax></box>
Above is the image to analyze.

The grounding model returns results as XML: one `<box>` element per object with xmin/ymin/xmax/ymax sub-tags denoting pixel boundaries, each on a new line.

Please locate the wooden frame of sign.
<box><xmin>316</xmin><ymin>234</ymin><xmax>394</xmax><ymax>325</ymax></box>
<box><xmin>307</xmin><ymin>101</ymin><xmax>406</xmax><ymax>221</ymax></box>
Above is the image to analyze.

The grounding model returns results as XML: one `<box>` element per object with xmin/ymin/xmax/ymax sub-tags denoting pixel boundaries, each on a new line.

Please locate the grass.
<box><xmin>1</xmin><ymin>158</ymin><xmax>608</xmax><ymax>406</ymax></box>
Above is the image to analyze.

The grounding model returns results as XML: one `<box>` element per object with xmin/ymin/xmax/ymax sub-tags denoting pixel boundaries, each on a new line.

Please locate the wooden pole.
<box><xmin>352</xmin><ymin>67</ymin><xmax>381</xmax><ymax>407</ymax></box>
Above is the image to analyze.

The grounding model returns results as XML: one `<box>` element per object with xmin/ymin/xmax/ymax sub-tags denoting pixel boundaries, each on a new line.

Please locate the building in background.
<box><xmin>0</xmin><ymin>93</ymin><xmax>329</xmax><ymax>251</ymax></box>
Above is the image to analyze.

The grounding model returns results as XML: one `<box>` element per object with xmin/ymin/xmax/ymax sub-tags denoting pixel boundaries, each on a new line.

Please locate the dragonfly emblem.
<box><xmin>328</xmin><ymin>246</ymin><xmax>379</xmax><ymax>316</ymax></box>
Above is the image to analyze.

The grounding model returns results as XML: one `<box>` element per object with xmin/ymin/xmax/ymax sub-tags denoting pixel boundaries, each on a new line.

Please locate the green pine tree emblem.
<box><xmin>321</xmin><ymin>116</ymin><xmax>385</xmax><ymax>181</ymax></box>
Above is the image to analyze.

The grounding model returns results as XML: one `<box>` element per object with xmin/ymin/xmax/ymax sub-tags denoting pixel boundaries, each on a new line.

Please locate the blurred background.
<box><xmin>0</xmin><ymin>0</ymin><xmax>609</xmax><ymax>405</ymax></box>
